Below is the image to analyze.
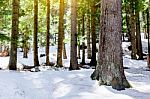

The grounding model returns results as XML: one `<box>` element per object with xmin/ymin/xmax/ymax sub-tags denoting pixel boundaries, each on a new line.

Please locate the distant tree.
<box><xmin>46</xmin><ymin>0</ymin><xmax>51</xmax><ymax>66</ymax></box>
<box><xmin>8</xmin><ymin>0</ymin><xmax>20</xmax><ymax>70</ymax></box>
<box><xmin>33</xmin><ymin>0</ymin><xmax>40</xmax><ymax>66</ymax></box>
<box><xmin>69</xmin><ymin>0</ymin><xmax>79</xmax><ymax>70</ymax></box>
<box><xmin>91</xmin><ymin>0</ymin><xmax>130</xmax><ymax>90</ymax></box>
<box><xmin>57</xmin><ymin>0</ymin><xmax>64</xmax><ymax>67</ymax></box>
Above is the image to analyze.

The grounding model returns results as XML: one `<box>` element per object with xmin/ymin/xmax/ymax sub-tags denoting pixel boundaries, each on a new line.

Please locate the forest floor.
<box><xmin>0</xmin><ymin>34</ymin><xmax>150</xmax><ymax>99</ymax></box>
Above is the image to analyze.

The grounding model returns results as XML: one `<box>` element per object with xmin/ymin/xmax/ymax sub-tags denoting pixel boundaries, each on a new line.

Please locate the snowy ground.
<box><xmin>0</xmin><ymin>34</ymin><xmax>150</xmax><ymax>99</ymax></box>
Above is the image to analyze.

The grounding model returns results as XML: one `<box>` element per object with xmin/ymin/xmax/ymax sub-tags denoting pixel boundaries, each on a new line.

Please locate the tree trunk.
<box><xmin>90</xmin><ymin>4</ymin><xmax>97</xmax><ymax>66</ymax></box>
<box><xmin>91</xmin><ymin>0</ymin><xmax>130</xmax><ymax>90</ymax></box>
<box><xmin>63</xmin><ymin>43</ymin><xmax>67</xmax><ymax>59</ymax></box>
<box><xmin>23</xmin><ymin>32</ymin><xmax>28</xmax><ymax>58</ymax></box>
<box><xmin>77</xmin><ymin>21</ymin><xmax>81</xmax><ymax>59</ymax></box>
<box><xmin>8</xmin><ymin>0</ymin><xmax>20</xmax><ymax>70</ymax></box>
<box><xmin>129</xmin><ymin>0</ymin><xmax>137</xmax><ymax>59</ymax></box>
<box><xmin>57</xmin><ymin>0</ymin><xmax>64</xmax><ymax>67</ymax></box>
<box><xmin>147</xmin><ymin>7</ymin><xmax>150</xmax><ymax>68</ymax></box>
<box><xmin>135</xmin><ymin>8</ymin><xmax>143</xmax><ymax>60</ymax></box>
<box><xmin>87</xmin><ymin>14</ymin><xmax>92</xmax><ymax>59</ymax></box>
<box><xmin>69</xmin><ymin>0</ymin><xmax>78</xmax><ymax>70</ymax></box>
<box><xmin>33</xmin><ymin>0</ymin><xmax>40</xmax><ymax>66</ymax></box>
<box><xmin>46</xmin><ymin>0</ymin><xmax>51</xmax><ymax>66</ymax></box>
<box><xmin>81</xmin><ymin>14</ymin><xmax>86</xmax><ymax>65</ymax></box>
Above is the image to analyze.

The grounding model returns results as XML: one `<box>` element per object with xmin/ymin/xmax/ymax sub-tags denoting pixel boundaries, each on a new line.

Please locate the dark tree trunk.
<box><xmin>90</xmin><ymin>4</ymin><xmax>97</xmax><ymax>66</ymax></box>
<box><xmin>46</xmin><ymin>0</ymin><xmax>51</xmax><ymax>66</ymax></box>
<box><xmin>91</xmin><ymin>0</ymin><xmax>130</xmax><ymax>90</ymax></box>
<box><xmin>77</xmin><ymin>21</ymin><xmax>81</xmax><ymax>59</ymax></box>
<box><xmin>147</xmin><ymin>7</ymin><xmax>150</xmax><ymax>68</ymax></box>
<box><xmin>87</xmin><ymin>12</ymin><xmax>92</xmax><ymax>59</ymax></box>
<box><xmin>57</xmin><ymin>0</ymin><xmax>64</xmax><ymax>67</ymax></box>
<box><xmin>81</xmin><ymin>14</ymin><xmax>85</xmax><ymax>65</ymax></box>
<box><xmin>135</xmin><ymin>7</ymin><xmax>143</xmax><ymax>60</ymax></box>
<box><xmin>69</xmin><ymin>0</ymin><xmax>79</xmax><ymax>70</ymax></box>
<box><xmin>9</xmin><ymin>0</ymin><xmax>20</xmax><ymax>70</ymax></box>
<box><xmin>33</xmin><ymin>0</ymin><xmax>40</xmax><ymax>66</ymax></box>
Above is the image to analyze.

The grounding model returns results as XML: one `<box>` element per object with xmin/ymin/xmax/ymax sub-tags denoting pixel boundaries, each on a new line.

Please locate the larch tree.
<box><xmin>33</xmin><ymin>0</ymin><xmax>40</xmax><ymax>66</ymax></box>
<box><xmin>46</xmin><ymin>0</ymin><xmax>51</xmax><ymax>66</ymax></box>
<box><xmin>69</xmin><ymin>0</ymin><xmax>79</xmax><ymax>70</ymax></box>
<box><xmin>91</xmin><ymin>0</ymin><xmax>130</xmax><ymax>90</ymax></box>
<box><xmin>8</xmin><ymin>0</ymin><xmax>20</xmax><ymax>70</ymax></box>
<box><xmin>57</xmin><ymin>0</ymin><xmax>64</xmax><ymax>67</ymax></box>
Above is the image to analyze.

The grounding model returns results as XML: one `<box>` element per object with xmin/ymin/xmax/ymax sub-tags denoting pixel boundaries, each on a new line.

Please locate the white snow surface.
<box><xmin>0</xmin><ymin>35</ymin><xmax>150</xmax><ymax>99</ymax></box>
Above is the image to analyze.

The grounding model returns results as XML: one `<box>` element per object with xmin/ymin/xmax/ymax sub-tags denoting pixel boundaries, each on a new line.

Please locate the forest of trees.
<box><xmin>0</xmin><ymin>0</ymin><xmax>150</xmax><ymax>90</ymax></box>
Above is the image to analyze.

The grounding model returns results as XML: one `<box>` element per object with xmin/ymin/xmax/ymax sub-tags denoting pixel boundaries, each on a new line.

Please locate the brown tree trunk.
<box><xmin>87</xmin><ymin>14</ymin><xmax>92</xmax><ymax>59</ymax></box>
<box><xmin>46</xmin><ymin>0</ymin><xmax>51</xmax><ymax>66</ymax></box>
<box><xmin>63</xmin><ymin>43</ymin><xmax>67</xmax><ymax>59</ymax></box>
<box><xmin>147</xmin><ymin>6</ymin><xmax>150</xmax><ymax>68</ymax></box>
<box><xmin>23</xmin><ymin>32</ymin><xmax>28</xmax><ymax>58</ymax></box>
<box><xmin>57</xmin><ymin>0</ymin><xmax>64</xmax><ymax>67</ymax></box>
<box><xmin>129</xmin><ymin>0</ymin><xmax>137</xmax><ymax>59</ymax></box>
<box><xmin>77</xmin><ymin>21</ymin><xmax>81</xmax><ymax>59</ymax></box>
<box><xmin>135</xmin><ymin>5</ymin><xmax>143</xmax><ymax>60</ymax></box>
<box><xmin>91</xmin><ymin>0</ymin><xmax>130</xmax><ymax>90</ymax></box>
<box><xmin>90</xmin><ymin>4</ymin><xmax>97</xmax><ymax>66</ymax></box>
<box><xmin>69</xmin><ymin>0</ymin><xmax>79</xmax><ymax>70</ymax></box>
<box><xmin>8</xmin><ymin>0</ymin><xmax>20</xmax><ymax>70</ymax></box>
<box><xmin>33</xmin><ymin>0</ymin><xmax>40</xmax><ymax>66</ymax></box>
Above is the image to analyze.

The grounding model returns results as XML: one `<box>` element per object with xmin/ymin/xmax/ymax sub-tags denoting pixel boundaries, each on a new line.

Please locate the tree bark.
<box><xmin>69</xmin><ymin>0</ymin><xmax>79</xmax><ymax>70</ymax></box>
<box><xmin>91</xmin><ymin>0</ymin><xmax>130</xmax><ymax>90</ymax></box>
<box><xmin>57</xmin><ymin>0</ymin><xmax>64</xmax><ymax>67</ymax></box>
<box><xmin>81</xmin><ymin>14</ymin><xmax>85</xmax><ymax>65</ymax></box>
<box><xmin>8</xmin><ymin>0</ymin><xmax>20</xmax><ymax>70</ymax></box>
<box><xmin>33</xmin><ymin>0</ymin><xmax>40</xmax><ymax>66</ymax></box>
<box><xmin>90</xmin><ymin>3</ymin><xmax>97</xmax><ymax>66</ymax></box>
<box><xmin>46</xmin><ymin>0</ymin><xmax>51</xmax><ymax>66</ymax></box>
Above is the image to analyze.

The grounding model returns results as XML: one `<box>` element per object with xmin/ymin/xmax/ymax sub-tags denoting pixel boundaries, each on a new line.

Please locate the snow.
<box><xmin>0</xmin><ymin>34</ymin><xmax>150</xmax><ymax>99</ymax></box>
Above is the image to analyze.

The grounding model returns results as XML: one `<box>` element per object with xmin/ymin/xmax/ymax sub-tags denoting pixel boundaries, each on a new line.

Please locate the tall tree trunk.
<box><xmin>46</xmin><ymin>0</ymin><xmax>51</xmax><ymax>66</ymax></box>
<box><xmin>23</xmin><ymin>30</ymin><xmax>29</xmax><ymax>58</ymax></box>
<box><xmin>33</xmin><ymin>0</ymin><xmax>40</xmax><ymax>66</ymax></box>
<box><xmin>135</xmin><ymin>8</ymin><xmax>143</xmax><ymax>60</ymax></box>
<box><xmin>90</xmin><ymin>4</ymin><xmax>97</xmax><ymax>66</ymax></box>
<box><xmin>8</xmin><ymin>0</ymin><xmax>20</xmax><ymax>70</ymax></box>
<box><xmin>81</xmin><ymin>14</ymin><xmax>85</xmax><ymax>65</ymax></box>
<box><xmin>129</xmin><ymin>0</ymin><xmax>137</xmax><ymax>59</ymax></box>
<box><xmin>147</xmin><ymin>7</ymin><xmax>150</xmax><ymax>68</ymax></box>
<box><xmin>69</xmin><ymin>0</ymin><xmax>78</xmax><ymax>70</ymax></box>
<box><xmin>57</xmin><ymin>0</ymin><xmax>64</xmax><ymax>67</ymax></box>
<box><xmin>91</xmin><ymin>0</ymin><xmax>130</xmax><ymax>90</ymax></box>
<box><xmin>87</xmin><ymin>14</ymin><xmax>92</xmax><ymax>59</ymax></box>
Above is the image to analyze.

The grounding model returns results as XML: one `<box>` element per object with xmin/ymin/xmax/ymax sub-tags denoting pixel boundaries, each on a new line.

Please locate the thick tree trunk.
<box><xmin>91</xmin><ymin>0</ymin><xmax>130</xmax><ymax>90</ymax></box>
<box><xmin>33</xmin><ymin>0</ymin><xmax>40</xmax><ymax>66</ymax></box>
<box><xmin>87</xmin><ymin>14</ymin><xmax>92</xmax><ymax>59</ymax></box>
<box><xmin>90</xmin><ymin>4</ymin><xmax>97</xmax><ymax>66</ymax></box>
<box><xmin>135</xmin><ymin>10</ymin><xmax>143</xmax><ymax>60</ymax></box>
<box><xmin>57</xmin><ymin>0</ymin><xmax>64</xmax><ymax>67</ymax></box>
<box><xmin>69</xmin><ymin>0</ymin><xmax>78</xmax><ymax>70</ymax></box>
<box><xmin>46</xmin><ymin>0</ymin><xmax>51</xmax><ymax>66</ymax></box>
<box><xmin>8</xmin><ymin>0</ymin><xmax>20</xmax><ymax>70</ymax></box>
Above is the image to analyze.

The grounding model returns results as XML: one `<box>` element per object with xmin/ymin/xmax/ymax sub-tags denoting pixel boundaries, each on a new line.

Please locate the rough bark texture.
<box><xmin>90</xmin><ymin>4</ymin><xmax>97</xmax><ymax>66</ymax></box>
<box><xmin>87</xmin><ymin>14</ymin><xmax>92</xmax><ymax>59</ymax></box>
<box><xmin>8</xmin><ymin>0</ymin><xmax>20</xmax><ymax>70</ymax></box>
<box><xmin>57</xmin><ymin>0</ymin><xmax>64</xmax><ymax>67</ymax></box>
<box><xmin>46</xmin><ymin>0</ymin><xmax>51</xmax><ymax>66</ymax></box>
<box><xmin>129</xmin><ymin>0</ymin><xmax>137</xmax><ymax>59</ymax></box>
<box><xmin>135</xmin><ymin>8</ymin><xmax>143</xmax><ymax>60</ymax></box>
<box><xmin>91</xmin><ymin>0</ymin><xmax>130</xmax><ymax>90</ymax></box>
<box><xmin>33</xmin><ymin>0</ymin><xmax>40</xmax><ymax>66</ymax></box>
<box><xmin>69</xmin><ymin>0</ymin><xmax>79</xmax><ymax>70</ymax></box>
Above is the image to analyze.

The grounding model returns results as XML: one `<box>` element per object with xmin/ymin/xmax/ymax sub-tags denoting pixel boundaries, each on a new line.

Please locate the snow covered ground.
<box><xmin>0</xmin><ymin>34</ymin><xmax>150</xmax><ymax>99</ymax></box>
